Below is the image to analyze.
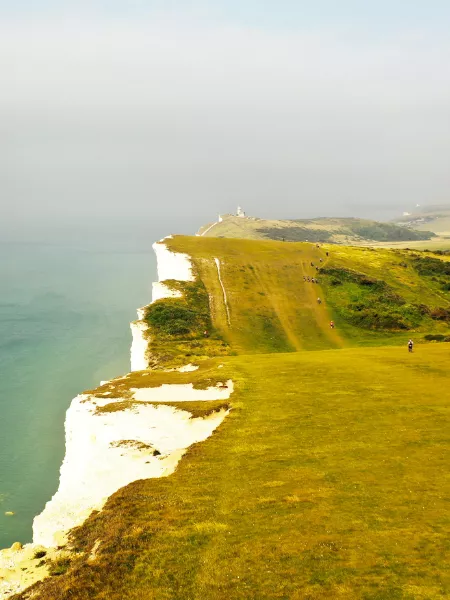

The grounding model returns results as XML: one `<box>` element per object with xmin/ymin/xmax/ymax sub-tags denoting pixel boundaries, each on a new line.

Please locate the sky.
<box><xmin>2</xmin><ymin>1</ymin><xmax>450</xmax><ymax>240</ymax></box>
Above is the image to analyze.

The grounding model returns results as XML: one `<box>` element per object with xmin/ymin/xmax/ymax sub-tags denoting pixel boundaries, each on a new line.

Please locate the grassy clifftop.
<box><xmin>151</xmin><ymin>236</ymin><xmax>450</xmax><ymax>358</ymax></box>
<box><xmin>19</xmin><ymin>236</ymin><xmax>450</xmax><ymax>600</ymax></box>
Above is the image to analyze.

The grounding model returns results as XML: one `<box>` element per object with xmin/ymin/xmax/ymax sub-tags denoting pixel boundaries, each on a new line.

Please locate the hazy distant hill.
<box><xmin>198</xmin><ymin>214</ymin><xmax>435</xmax><ymax>244</ymax></box>
<box><xmin>394</xmin><ymin>204</ymin><xmax>450</xmax><ymax>236</ymax></box>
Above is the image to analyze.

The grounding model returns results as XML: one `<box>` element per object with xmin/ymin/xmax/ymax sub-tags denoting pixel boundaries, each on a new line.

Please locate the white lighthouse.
<box><xmin>236</xmin><ymin>206</ymin><xmax>246</xmax><ymax>218</ymax></box>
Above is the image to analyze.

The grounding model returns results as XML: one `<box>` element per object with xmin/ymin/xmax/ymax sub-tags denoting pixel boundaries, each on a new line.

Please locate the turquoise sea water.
<box><xmin>0</xmin><ymin>237</ymin><xmax>158</xmax><ymax>548</ymax></box>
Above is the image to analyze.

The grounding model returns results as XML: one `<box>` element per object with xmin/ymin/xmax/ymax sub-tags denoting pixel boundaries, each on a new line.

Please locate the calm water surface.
<box><xmin>0</xmin><ymin>237</ymin><xmax>157</xmax><ymax>548</ymax></box>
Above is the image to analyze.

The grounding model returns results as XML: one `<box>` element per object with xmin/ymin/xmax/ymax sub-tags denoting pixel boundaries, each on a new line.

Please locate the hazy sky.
<box><xmin>2</xmin><ymin>1</ymin><xmax>450</xmax><ymax>239</ymax></box>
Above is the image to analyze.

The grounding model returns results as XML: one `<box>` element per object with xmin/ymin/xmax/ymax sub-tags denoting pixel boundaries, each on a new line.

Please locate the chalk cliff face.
<box><xmin>32</xmin><ymin>392</ymin><xmax>229</xmax><ymax>548</ymax></box>
<box><xmin>129</xmin><ymin>238</ymin><xmax>195</xmax><ymax>373</ymax></box>
<box><xmin>130</xmin><ymin>318</ymin><xmax>149</xmax><ymax>372</ymax></box>
<box><xmin>0</xmin><ymin>236</ymin><xmax>232</xmax><ymax>600</ymax></box>
<box><xmin>34</xmin><ymin>238</ymin><xmax>214</xmax><ymax>548</ymax></box>
<box><xmin>153</xmin><ymin>239</ymin><xmax>194</xmax><ymax>283</ymax></box>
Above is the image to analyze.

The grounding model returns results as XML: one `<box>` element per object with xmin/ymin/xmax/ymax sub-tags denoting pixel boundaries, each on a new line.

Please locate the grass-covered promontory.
<box><xmin>16</xmin><ymin>235</ymin><xmax>450</xmax><ymax>600</ymax></box>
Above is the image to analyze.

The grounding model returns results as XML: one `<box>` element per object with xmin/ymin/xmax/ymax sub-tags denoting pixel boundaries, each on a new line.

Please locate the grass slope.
<box><xmin>167</xmin><ymin>236</ymin><xmax>344</xmax><ymax>354</ymax></box>
<box><xmin>21</xmin><ymin>347</ymin><xmax>450</xmax><ymax>599</ymax></box>
<box><xmin>164</xmin><ymin>237</ymin><xmax>450</xmax><ymax>353</ymax></box>
<box><xmin>318</xmin><ymin>245</ymin><xmax>450</xmax><ymax>345</ymax></box>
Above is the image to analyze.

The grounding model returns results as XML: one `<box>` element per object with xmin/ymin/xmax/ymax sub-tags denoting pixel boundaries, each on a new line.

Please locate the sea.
<box><xmin>0</xmin><ymin>224</ymin><xmax>182</xmax><ymax>548</ymax></box>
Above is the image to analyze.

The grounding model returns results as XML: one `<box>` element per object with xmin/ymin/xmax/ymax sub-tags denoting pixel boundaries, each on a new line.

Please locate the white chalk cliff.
<box><xmin>130</xmin><ymin>238</ymin><xmax>195</xmax><ymax>372</ymax></box>
<box><xmin>0</xmin><ymin>237</ymin><xmax>231</xmax><ymax>599</ymax></box>
<box><xmin>32</xmin><ymin>390</ymin><xmax>230</xmax><ymax>548</ymax></box>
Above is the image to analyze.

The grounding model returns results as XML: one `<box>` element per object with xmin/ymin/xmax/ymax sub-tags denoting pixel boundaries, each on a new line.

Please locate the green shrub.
<box><xmin>48</xmin><ymin>558</ymin><xmax>71</xmax><ymax>576</ymax></box>
<box><xmin>146</xmin><ymin>303</ymin><xmax>197</xmax><ymax>335</ymax></box>
<box><xmin>321</xmin><ymin>268</ymin><xmax>423</xmax><ymax>331</ymax></box>
<box><xmin>346</xmin><ymin>221</ymin><xmax>434</xmax><ymax>241</ymax></box>
<box><xmin>430</xmin><ymin>307</ymin><xmax>450</xmax><ymax>322</ymax></box>
<box><xmin>412</xmin><ymin>256</ymin><xmax>450</xmax><ymax>292</ymax></box>
<box><xmin>143</xmin><ymin>278</ymin><xmax>211</xmax><ymax>341</ymax></box>
<box><xmin>256</xmin><ymin>226</ymin><xmax>332</xmax><ymax>243</ymax></box>
<box><xmin>142</xmin><ymin>272</ymin><xmax>230</xmax><ymax>368</ymax></box>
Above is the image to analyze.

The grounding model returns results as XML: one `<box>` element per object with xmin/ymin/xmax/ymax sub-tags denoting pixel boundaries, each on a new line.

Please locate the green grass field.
<box><xmin>19</xmin><ymin>237</ymin><xmax>450</xmax><ymax>600</ymax></box>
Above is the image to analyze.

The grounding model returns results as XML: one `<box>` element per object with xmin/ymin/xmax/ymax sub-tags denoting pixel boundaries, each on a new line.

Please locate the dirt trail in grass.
<box><xmin>302</xmin><ymin>255</ymin><xmax>346</xmax><ymax>349</ymax></box>
<box><xmin>214</xmin><ymin>258</ymin><xmax>231</xmax><ymax>326</ymax></box>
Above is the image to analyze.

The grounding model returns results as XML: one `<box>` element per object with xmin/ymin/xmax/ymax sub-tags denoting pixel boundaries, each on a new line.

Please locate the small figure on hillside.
<box><xmin>303</xmin><ymin>276</ymin><xmax>307</xmax><ymax>281</ymax></box>
<box><xmin>311</xmin><ymin>262</ymin><xmax>314</xmax><ymax>267</ymax></box>
<box><xmin>330</xmin><ymin>321</ymin><xmax>335</xmax><ymax>329</ymax></box>
<box><xmin>408</xmin><ymin>339</ymin><xmax>414</xmax><ymax>352</ymax></box>
<box><xmin>316</xmin><ymin>266</ymin><xmax>320</xmax><ymax>271</ymax></box>
<box><xmin>320</xmin><ymin>258</ymin><xmax>323</xmax><ymax>263</ymax></box>
<box><xmin>317</xmin><ymin>297</ymin><xmax>322</xmax><ymax>305</ymax></box>
<box><xmin>326</xmin><ymin>251</ymin><xmax>329</xmax><ymax>257</ymax></box>
<box><xmin>204</xmin><ymin>330</ymin><xmax>210</xmax><ymax>338</ymax></box>
<box><xmin>307</xmin><ymin>276</ymin><xmax>311</xmax><ymax>282</ymax></box>
<box><xmin>316</xmin><ymin>244</ymin><xmax>320</xmax><ymax>249</ymax></box>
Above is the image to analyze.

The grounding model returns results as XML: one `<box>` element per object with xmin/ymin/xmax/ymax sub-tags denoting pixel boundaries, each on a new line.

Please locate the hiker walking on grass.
<box><xmin>330</xmin><ymin>321</ymin><xmax>335</xmax><ymax>329</ymax></box>
<box><xmin>408</xmin><ymin>339</ymin><xmax>414</xmax><ymax>353</ymax></box>
<box><xmin>317</xmin><ymin>297</ymin><xmax>322</xmax><ymax>305</ymax></box>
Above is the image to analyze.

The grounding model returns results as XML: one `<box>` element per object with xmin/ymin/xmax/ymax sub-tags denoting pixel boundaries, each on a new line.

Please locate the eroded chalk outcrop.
<box><xmin>32</xmin><ymin>391</ymin><xmax>229</xmax><ymax>548</ymax></box>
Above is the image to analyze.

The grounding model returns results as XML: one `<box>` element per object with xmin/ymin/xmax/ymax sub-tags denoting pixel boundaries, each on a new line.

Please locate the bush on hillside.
<box><xmin>256</xmin><ymin>226</ymin><xmax>333</xmax><ymax>243</ymax></box>
<box><xmin>144</xmin><ymin>278</ymin><xmax>213</xmax><ymax>340</ymax></box>
<box><xmin>430</xmin><ymin>307</ymin><xmax>450</xmax><ymax>322</ymax></box>
<box><xmin>142</xmin><ymin>275</ymin><xmax>230</xmax><ymax>368</ymax></box>
<box><xmin>412</xmin><ymin>255</ymin><xmax>450</xmax><ymax>292</ymax></box>
<box><xmin>146</xmin><ymin>303</ymin><xmax>197</xmax><ymax>335</ymax></box>
<box><xmin>321</xmin><ymin>267</ymin><xmax>424</xmax><ymax>331</ymax></box>
<box><xmin>48</xmin><ymin>558</ymin><xmax>72</xmax><ymax>576</ymax></box>
<box><xmin>321</xmin><ymin>268</ymin><xmax>385</xmax><ymax>290</ymax></box>
<box><xmin>412</xmin><ymin>255</ymin><xmax>450</xmax><ymax>277</ymax></box>
<box><xmin>346</xmin><ymin>221</ymin><xmax>434</xmax><ymax>242</ymax></box>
